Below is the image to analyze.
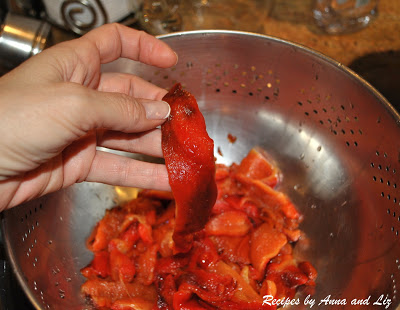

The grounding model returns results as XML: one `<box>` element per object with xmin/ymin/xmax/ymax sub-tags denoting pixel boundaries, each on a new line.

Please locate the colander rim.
<box><xmin>2</xmin><ymin>28</ymin><xmax>400</xmax><ymax>310</ymax></box>
<box><xmin>156</xmin><ymin>29</ymin><xmax>400</xmax><ymax>123</ymax></box>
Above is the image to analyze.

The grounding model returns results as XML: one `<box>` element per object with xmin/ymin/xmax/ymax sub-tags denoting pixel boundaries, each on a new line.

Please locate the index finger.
<box><xmin>82</xmin><ymin>23</ymin><xmax>177</xmax><ymax>67</ymax></box>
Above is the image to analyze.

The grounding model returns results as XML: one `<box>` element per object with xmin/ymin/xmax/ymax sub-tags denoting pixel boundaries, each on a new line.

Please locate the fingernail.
<box><xmin>141</xmin><ymin>100</ymin><xmax>170</xmax><ymax>120</ymax></box>
<box><xmin>173</xmin><ymin>51</ymin><xmax>179</xmax><ymax>66</ymax></box>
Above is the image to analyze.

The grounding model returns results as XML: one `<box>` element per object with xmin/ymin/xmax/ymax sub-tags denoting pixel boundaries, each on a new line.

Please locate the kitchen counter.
<box><xmin>49</xmin><ymin>0</ymin><xmax>400</xmax><ymax>66</ymax></box>
<box><xmin>139</xmin><ymin>0</ymin><xmax>399</xmax><ymax>107</ymax></box>
<box><xmin>2</xmin><ymin>0</ymin><xmax>400</xmax><ymax>103</ymax></box>
<box><xmin>256</xmin><ymin>0</ymin><xmax>400</xmax><ymax>107</ymax></box>
<box><xmin>261</xmin><ymin>0</ymin><xmax>400</xmax><ymax>66</ymax></box>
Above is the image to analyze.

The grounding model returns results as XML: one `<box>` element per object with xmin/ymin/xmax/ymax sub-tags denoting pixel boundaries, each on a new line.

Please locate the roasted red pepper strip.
<box><xmin>162</xmin><ymin>83</ymin><xmax>217</xmax><ymax>253</ymax></box>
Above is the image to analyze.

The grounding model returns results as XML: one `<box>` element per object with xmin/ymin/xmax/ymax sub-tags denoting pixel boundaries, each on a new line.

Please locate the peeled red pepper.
<box><xmin>162</xmin><ymin>83</ymin><xmax>217</xmax><ymax>253</ymax></box>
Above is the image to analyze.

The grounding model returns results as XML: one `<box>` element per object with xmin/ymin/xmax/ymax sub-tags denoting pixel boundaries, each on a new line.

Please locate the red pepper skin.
<box><xmin>162</xmin><ymin>83</ymin><xmax>217</xmax><ymax>253</ymax></box>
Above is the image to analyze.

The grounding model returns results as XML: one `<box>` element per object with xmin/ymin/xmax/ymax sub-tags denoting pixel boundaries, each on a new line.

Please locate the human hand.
<box><xmin>0</xmin><ymin>23</ymin><xmax>177</xmax><ymax>211</ymax></box>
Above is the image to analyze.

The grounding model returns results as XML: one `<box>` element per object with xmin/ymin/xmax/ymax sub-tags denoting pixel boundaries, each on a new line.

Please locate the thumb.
<box><xmin>71</xmin><ymin>86</ymin><xmax>170</xmax><ymax>134</ymax></box>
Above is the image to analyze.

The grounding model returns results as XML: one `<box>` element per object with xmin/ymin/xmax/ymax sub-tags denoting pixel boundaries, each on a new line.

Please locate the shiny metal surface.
<box><xmin>2</xmin><ymin>30</ymin><xmax>400</xmax><ymax>309</ymax></box>
<box><xmin>0</xmin><ymin>12</ymin><xmax>51</xmax><ymax>70</ymax></box>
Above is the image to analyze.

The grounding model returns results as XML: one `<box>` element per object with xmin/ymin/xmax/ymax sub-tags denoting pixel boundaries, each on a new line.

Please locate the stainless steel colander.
<box><xmin>2</xmin><ymin>30</ymin><xmax>400</xmax><ymax>310</ymax></box>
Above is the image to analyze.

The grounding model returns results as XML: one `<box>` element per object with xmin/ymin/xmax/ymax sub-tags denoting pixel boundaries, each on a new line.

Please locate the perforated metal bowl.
<box><xmin>2</xmin><ymin>30</ymin><xmax>400</xmax><ymax>310</ymax></box>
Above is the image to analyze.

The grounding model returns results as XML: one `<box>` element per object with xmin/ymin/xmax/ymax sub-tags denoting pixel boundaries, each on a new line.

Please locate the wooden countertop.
<box><xmin>261</xmin><ymin>0</ymin><xmax>400</xmax><ymax>66</ymax></box>
<box><xmin>176</xmin><ymin>0</ymin><xmax>400</xmax><ymax>66</ymax></box>
<box><xmin>46</xmin><ymin>0</ymin><xmax>400</xmax><ymax>67</ymax></box>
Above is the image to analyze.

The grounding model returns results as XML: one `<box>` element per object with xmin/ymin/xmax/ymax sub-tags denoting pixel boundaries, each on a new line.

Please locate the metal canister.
<box><xmin>0</xmin><ymin>12</ymin><xmax>51</xmax><ymax>71</ymax></box>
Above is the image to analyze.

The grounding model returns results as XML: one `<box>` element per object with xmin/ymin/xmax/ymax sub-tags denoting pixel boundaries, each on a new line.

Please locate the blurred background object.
<box><xmin>0</xmin><ymin>12</ymin><xmax>51</xmax><ymax>71</ymax></box>
<box><xmin>42</xmin><ymin>0</ymin><xmax>141</xmax><ymax>35</ymax></box>
<box><xmin>313</xmin><ymin>0</ymin><xmax>379</xmax><ymax>34</ymax></box>
<box><xmin>2</xmin><ymin>0</ymin><xmax>44</xmax><ymax>18</ymax></box>
<box><xmin>349</xmin><ymin>50</ymin><xmax>400</xmax><ymax>108</ymax></box>
<box><xmin>182</xmin><ymin>0</ymin><xmax>274</xmax><ymax>33</ymax></box>
<box><xmin>138</xmin><ymin>0</ymin><xmax>182</xmax><ymax>35</ymax></box>
<box><xmin>137</xmin><ymin>0</ymin><xmax>275</xmax><ymax>35</ymax></box>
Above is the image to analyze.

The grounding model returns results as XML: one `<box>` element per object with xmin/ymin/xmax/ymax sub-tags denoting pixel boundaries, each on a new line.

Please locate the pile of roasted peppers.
<box><xmin>81</xmin><ymin>148</ymin><xmax>316</xmax><ymax>309</ymax></box>
<box><xmin>81</xmin><ymin>84</ymin><xmax>316</xmax><ymax>309</ymax></box>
